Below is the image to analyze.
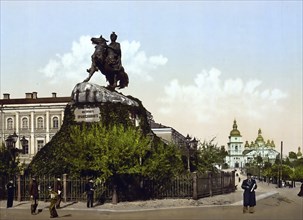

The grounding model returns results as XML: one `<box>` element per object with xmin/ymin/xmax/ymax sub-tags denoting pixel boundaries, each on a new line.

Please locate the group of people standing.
<box><xmin>6</xmin><ymin>177</ymin><xmax>62</xmax><ymax>218</ymax></box>
<box><xmin>5</xmin><ymin>177</ymin><xmax>94</xmax><ymax>214</ymax></box>
<box><xmin>29</xmin><ymin>177</ymin><xmax>62</xmax><ymax>218</ymax></box>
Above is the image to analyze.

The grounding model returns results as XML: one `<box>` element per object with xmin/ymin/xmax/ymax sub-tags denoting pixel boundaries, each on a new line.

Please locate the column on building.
<box><xmin>30</xmin><ymin>111</ymin><xmax>35</xmax><ymax>156</ymax></box>
<box><xmin>46</xmin><ymin>111</ymin><xmax>50</xmax><ymax>143</ymax></box>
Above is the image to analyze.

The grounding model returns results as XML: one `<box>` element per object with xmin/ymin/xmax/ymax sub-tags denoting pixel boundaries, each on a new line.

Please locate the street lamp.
<box><xmin>185</xmin><ymin>134</ymin><xmax>198</xmax><ymax>172</ymax></box>
<box><xmin>5</xmin><ymin>132</ymin><xmax>19</xmax><ymax>162</ymax></box>
<box><xmin>5</xmin><ymin>132</ymin><xmax>21</xmax><ymax>178</ymax></box>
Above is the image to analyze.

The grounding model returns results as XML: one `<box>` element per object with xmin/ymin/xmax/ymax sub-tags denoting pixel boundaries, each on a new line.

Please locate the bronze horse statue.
<box><xmin>84</xmin><ymin>34</ymin><xmax>129</xmax><ymax>90</ymax></box>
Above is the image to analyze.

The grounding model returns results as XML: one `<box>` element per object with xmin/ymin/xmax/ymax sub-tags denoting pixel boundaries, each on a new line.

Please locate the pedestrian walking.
<box><xmin>297</xmin><ymin>181</ymin><xmax>303</xmax><ymax>197</ymax></box>
<box><xmin>29</xmin><ymin>177</ymin><xmax>39</xmax><ymax>215</ymax></box>
<box><xmin>241</xmin><ymin>173</ymin><xmax>257</xmax><ymax>213</ymax></box>
<box><xmin>85</xmin><ymin>179</ymin><xmax>95</xmax><ymax>208</ymax></box>
<box><xmin>6</xmin><ymin>180</ymin><xmax>15</xmax><ymax>208</ymax></box>
<box><xmin>54</xmin><ymin>178</ymin><xmax>63</xmax><ymax>208</ymax></box>
<box><xmin>48</xmin><ymin>186</ymin><xmax>59</xmax><ymax>218</ymax></box>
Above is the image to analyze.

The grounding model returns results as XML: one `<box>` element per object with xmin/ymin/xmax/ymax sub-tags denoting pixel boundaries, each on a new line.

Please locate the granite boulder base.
<box><xmin>71</xmin><ymin>82</ymin><xmax>138</xmax><ymax>106</ymax></box>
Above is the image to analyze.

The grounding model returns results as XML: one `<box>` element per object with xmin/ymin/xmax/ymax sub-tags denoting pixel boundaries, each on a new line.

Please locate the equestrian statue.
<box><xmin>84</xmin><ymin>32</ymin><xmax>129</xmax><ymax>90</ymax></box>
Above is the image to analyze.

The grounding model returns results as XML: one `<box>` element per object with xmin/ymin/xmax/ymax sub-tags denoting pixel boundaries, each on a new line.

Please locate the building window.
<box><xmin>37</xmin><ymin>140</ymin><xmax>44</xmax><ymax>151</ymax></box>
<box><xmin>52</xmin><ymin>117</ymin><xmax>59</xmax><ymax>129</ymax></box>
<box><xmin>37</xmin><ymin>117</ymin><xmax>44</xmax><ymax>129</ymax></box>
<box><xmin>235</xmin><ymin>145</ymin><xmax>238</xmax><ymax>152</ymax></box>
<box><xmin>7</xmin><ymin>118</ymin><xmax>13</xmax><ymax>130</ymax></box>
<box><xmin>22</xmin><ymin>117</ymin><xmax>29</xmax><ymax>129</ymax></box>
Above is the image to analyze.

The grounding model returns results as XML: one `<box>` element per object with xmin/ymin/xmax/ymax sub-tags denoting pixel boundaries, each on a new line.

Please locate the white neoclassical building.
<box><xmin>225</xmin><ymin>120</ymin><xmax>279</xmax><ymax>169</ymax></box>
<box><xmin>0</xmin><ymin>92</ymin><xmax>71</xmax><ymax>164</ymax></box>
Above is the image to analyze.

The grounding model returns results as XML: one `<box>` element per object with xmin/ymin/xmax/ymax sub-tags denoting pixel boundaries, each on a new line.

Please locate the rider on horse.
<box><xmin>84</xmin><ymin>32</ymin><xmax>129</xmax><ymax>90</ymax></box>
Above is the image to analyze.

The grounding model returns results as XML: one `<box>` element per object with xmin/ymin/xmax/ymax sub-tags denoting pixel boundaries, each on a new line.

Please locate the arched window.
<box><xmin>7</xmin><ymin>118</ymin><xmax>13</xmax><ymax>130</ymax></box>
<box><xmin>37</xmin><ymin>117</ymin><xmax>44</xmax><ymax>129</ymax></box>
<box><xmin>235</xmin><ymin>145</ymin><xmax>238</xmax><ymax>152</ymax></box>
<box><xmin>52</xmin><ymin>117</ymin><xmax>59</xmax><ymax>129</ymax></box>
<box><xmin>22</xmin><ymin>117</ymin><xmax>29</xmax><ymax>129</ymax></box>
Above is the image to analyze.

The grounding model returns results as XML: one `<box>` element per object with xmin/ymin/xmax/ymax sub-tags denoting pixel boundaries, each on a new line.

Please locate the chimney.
<box><xmin>32</xmin><ymin>92</ymin><xmax>37</xmax><ymax>99</ymax></box>
<box><xmin>52</xmin><ymin>92</ymin><xmax>57</xmax><ymax>98</ymax></box>
<box><xmin>3</xmin><ymin>93</ymin><xmax>10</xmax><ymax>99</ymax></box>
<box><xmin>25</xmin><ymin>93</ymin><xmax>33</xmax><ymax>99</ymax></box>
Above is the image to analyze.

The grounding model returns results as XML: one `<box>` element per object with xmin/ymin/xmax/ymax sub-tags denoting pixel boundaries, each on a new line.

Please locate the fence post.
<box><xmin>221</xmin><ymin>171</ymin><xmax>224</xmax><ymax>194</ymax></box>
<box><xmin>208</xmin><ymin>171</ymin><xmax>213</xmax><ymax>197</ymax></box>
<box><xmin>17</xmin><ymin>174</ymin><xmax>21</xmax><ymax>202</ymax></box>
<box><xmin>63</xmin><ymin>174</ymin><xmax>67</xmax><ymax>203</ymax></box>
<box><xmin>231</xmin><ymin>170</ymin><xmax>236</xmax><ymax>192</ymax></box>
<box><xmin>192</xmin><ymin>172</ymin><xmax>198</xmax><ymax>200</ymax></box>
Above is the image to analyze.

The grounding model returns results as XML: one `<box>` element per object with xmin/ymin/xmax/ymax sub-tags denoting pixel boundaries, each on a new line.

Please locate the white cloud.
<box><xmin>40</xmin><ymin>36</ymin><xmax>168</xmax><ymax>86</ymax></box>
<box><xmin>121</xmin><ymin>40</ymin><xmax>168</xmax><ymax>81</ymax></box>
<box><xmin>158</xmin><ymin>68</ymin><xmax>288</xmax><ymax>123</ymax></box>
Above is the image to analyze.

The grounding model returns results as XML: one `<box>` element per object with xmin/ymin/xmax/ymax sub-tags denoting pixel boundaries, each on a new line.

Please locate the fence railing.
<box><xmin>0</xmin><ymin>171</ymin><xmax>235</xmax><ymax>203</ymax></box>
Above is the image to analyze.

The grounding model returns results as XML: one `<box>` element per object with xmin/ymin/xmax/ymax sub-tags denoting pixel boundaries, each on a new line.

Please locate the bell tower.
<box><xmin>226</xmin><ymin>119</ymin><xmax>244</xmax><ymax>168</ymax></box>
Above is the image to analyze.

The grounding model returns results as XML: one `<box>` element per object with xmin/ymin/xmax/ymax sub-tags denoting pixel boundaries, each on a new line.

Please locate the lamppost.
<box><xmin>5</xmin><ymin>132</ymin><xmax>19</xmax><ymax>177</ymax></box>
<box><xmin>185</xmin><ymin>134</ymin><xmax>198</xmax><ymax>172</ymax></box>
<box><xmin>5</xmin><ymin>132</ymin><xmax>19</xmax><ymax>162</ymax></box>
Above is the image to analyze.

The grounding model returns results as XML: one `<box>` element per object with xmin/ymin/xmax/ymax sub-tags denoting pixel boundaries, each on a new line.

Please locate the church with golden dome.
<box><xmin>225</xmin><ymin>120</ymin><xmax>280</xmax><ymax>169</ymax></box>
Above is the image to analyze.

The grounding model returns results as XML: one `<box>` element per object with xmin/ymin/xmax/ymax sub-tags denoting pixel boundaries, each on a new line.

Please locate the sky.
<box><xmin>1</xmin><ymin>1</ymin><xmax>302</xmax><ymax>155</ymax></box>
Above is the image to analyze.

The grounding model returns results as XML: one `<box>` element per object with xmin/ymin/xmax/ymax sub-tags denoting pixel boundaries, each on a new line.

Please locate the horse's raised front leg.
<box><xmin>83</xmin><ymin>64</ymin><xmax>98</xmax><ymax>82</ymax></box>
<box><xmin>83</xmin><ymin>72</ymin><xmax>93</xmax><ymax>82</ymax></box>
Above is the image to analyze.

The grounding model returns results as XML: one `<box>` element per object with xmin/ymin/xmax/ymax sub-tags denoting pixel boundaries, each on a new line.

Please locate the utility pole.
<box><xmin>280</xmin><ymin>141</ymin><xmax>283</xmax><ymax>188</ymax></box>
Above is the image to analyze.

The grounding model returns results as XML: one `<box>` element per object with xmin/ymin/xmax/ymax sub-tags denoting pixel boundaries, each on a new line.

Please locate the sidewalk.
<box><xmin>0</xmin><ymin>181</ymin><xmax>282</xmax><ymax>212</ymax></box>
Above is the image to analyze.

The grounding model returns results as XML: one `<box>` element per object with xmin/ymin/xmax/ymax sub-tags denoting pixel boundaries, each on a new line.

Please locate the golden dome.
<box><xmin>245</xmin><ymin>141</ymin><xmax>250</xmax><ymax>148</ymax></box>
<box><xmin>297</xmin><ymin>147</ymin><xmax>302</xmax><ymax>157</ymax></box>
<box><xmin>255</xmin><ymin>128</ymin><xmax>264</xmax><ymax>142</ymax></box>
<box><xmin>230</xmin><ymin>120</ymin><xmax>242</xmax><ymax>136</ymax></box>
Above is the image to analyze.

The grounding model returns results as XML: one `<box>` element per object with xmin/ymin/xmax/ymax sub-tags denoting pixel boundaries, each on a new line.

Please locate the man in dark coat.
<box><xmin>29</xmin><ymin>177</ymin><xmax>39</xmax><ymax>214</ymax></box>
<box><xmin>298</xmin><ymin>181</ymin><xmax>303</xmax><ymax>197</ymax></box>
<box><xmin>6</xmin><ymin>180</ymin><xmax>15</xmax><ymax>208</ymax></box>
<box><xmin>241</xmin><ymin>173</ymin><xmax>257</xmax><ymax>213</ymax></box>
<box><xmin>85</xmin><ymin>179</ymin><xmax>94</xmax><ymax>208</ymax></box>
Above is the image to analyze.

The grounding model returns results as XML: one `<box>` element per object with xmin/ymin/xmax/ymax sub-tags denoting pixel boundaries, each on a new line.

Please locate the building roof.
<box><xmin>150</xmin><ymin>121</ymin><xmax>170</xmax><ymax>129</ymax></box>
<box><xmin>0</xmin><ymin>92</ymin><xmax>71</xmax><ymax>105</ymax></box>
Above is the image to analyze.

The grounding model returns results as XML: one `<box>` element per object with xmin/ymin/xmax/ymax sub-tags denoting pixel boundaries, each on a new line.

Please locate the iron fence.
<box><xmin>0</xmin><ymin>171</ymin><xmax>235</xmax><ymax>203</ymax></box>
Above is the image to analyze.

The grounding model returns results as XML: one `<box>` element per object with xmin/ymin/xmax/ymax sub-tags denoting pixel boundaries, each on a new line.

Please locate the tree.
<box><xmin>30</xmin><ymin>120</ymin><xmax>183</xmax><ymax>203</ymax></box>
<box><xmin>195</xmin><ymin>138</ymin><xmax>228</xmax><ymax>172</ymax></box>
<box><xmin>291</xmin><ymin>166</ymin><xmax>303</xmax><ymax>181</ymax></box>
<box><xmin>288</xmin><ymin>151</ymin><xmax>297</xmax><ymax>159</ymax></box>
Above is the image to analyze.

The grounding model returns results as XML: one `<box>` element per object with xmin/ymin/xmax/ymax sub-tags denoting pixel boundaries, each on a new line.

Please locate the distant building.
<box><xmin>150</xmin><ymin>121</ymin><xmax>186</xmax><ymax>147</ymax></box>
<box><xmin>0</xmin><ymin>92</ymin><xmax>71</xmax><ymax>164</ymax></box>
<box><xmin>225</xmin><ymin>120</ymin><xmax>279</xmax><ymax>169</ymax></box>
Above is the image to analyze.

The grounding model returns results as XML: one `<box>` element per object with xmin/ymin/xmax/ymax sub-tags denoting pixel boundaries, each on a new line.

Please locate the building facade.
<box><xmin>0</xmin><ymin>92</ymin><xmax>71</xmax><ymax>164</ymax></box>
